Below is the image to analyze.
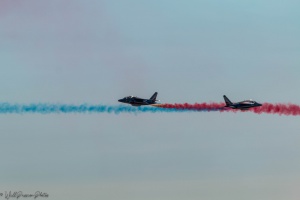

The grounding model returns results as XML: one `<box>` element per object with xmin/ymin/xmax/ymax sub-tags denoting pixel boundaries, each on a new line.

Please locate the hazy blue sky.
<box><xmin>0</xmin><ymin>0</ymin><xmax>299</xmax><ymax>199</ymax></box>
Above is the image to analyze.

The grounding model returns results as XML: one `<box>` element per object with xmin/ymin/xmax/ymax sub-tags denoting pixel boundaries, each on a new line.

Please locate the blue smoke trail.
<box><xmin>0</xmin><ymin>103</ymin><xmax>207</xmax><ymax>114</ymax></box>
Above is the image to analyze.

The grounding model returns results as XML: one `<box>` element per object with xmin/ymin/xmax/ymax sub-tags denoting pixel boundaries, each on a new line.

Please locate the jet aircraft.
<box><xmin>118</xmin><ymin>92</ymin><xmax>159</xmax><ymax>106</ymax></box>
<box><xmin>223</xmin><ymin>95</ymin><xmax>262</xmax><ymax>110</ymax></box>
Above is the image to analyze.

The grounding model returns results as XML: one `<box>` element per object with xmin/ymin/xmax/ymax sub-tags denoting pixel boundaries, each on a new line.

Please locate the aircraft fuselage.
<box><xmin>118</xmin><ymin>92</ymin><xmax>159</xmax><ymax>106</ymax></box>
<box><xmin>223</xmin><ymin>95</ymin><xmax>262</xmax><ymax>110</ymax></box>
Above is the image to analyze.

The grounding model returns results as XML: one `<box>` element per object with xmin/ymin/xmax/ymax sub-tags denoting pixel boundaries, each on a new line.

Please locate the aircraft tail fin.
<box><xmin>223</xmin><ymin>95</ymin><xmax>233</xmax><ymax>106</ymax></box>
<box><xmin>150</xmin><ymin>92</ymin><xmax>158</xmax><ymax>101</ymax></box>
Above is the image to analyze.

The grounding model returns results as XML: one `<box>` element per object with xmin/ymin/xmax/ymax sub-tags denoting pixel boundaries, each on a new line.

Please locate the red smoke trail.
<box><xmin>155</xmin><ymin>102</ymin><xmax>300</xmax><ymax>116</ymax></box>
<box><xmin>154</xmin><ymin>102</ymin><xmax>226</xmax><ymax>111</ymax></box>
<box><xmin>251</xmin><ymin>103</ymin><xmax>300</xmax><ymax>116</ymax></box>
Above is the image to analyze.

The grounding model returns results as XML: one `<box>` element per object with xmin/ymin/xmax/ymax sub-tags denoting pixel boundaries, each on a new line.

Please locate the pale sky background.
<box><xmin>0</xmin><ymin>0</ymin><xmax>300</xmax><ymax>200</ymax></box>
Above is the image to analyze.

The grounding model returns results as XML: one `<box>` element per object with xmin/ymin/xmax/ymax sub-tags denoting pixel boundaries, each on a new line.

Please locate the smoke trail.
<box><xmin>0</xmin><ymin>103</ymin><xmax>212</xmax><ymax>114</ymax></box>
<box><xmin>0</xmin><ymin>102</ymin><xmax>299</xmax><ymax>115</ymax></box>
<box><xmin>251</xmin><ymin>103</ymin><xmax>300</xmax><ymax>116</ymax></box>
<box><xmin>155</xmin><ymin>102</ymin><xmax>225</xmax><ymax>111</ymax></box>
<box><xmin>0</xmin><ymin>103</ymin><xmax>164</xmax><ymax>114</ymax></box>
<box><xmin>157</xmin><ymin>102</ymin><xmax>300</xmax><ymax>116</ymax></box>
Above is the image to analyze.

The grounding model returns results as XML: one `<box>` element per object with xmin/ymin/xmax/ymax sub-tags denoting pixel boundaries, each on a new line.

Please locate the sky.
<box><xmin>0</xmin><ymin>0</ymin><xmax>300</xmax><ymax>199</ymax></box>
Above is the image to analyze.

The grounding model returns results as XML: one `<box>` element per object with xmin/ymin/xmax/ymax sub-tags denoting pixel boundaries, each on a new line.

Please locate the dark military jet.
<box><xmin>223</xmin><ymin>95</ymin><xmax>262</xmax><ymax>110</ymax></box>
<box><xmin>118</xmin><ymin>92</ymin><xmax>159</xmax><ymax>106</ymax></box>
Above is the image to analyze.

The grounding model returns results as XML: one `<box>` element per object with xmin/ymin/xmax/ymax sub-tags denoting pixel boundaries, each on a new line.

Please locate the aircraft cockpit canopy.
<box><xmin>243</xmin><ymin>100</ymin><xmax>256</xmax><ymax>104</ymax></box>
